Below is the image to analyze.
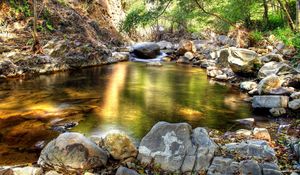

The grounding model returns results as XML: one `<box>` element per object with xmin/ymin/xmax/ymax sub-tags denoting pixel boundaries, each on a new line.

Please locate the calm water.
<box><xmin>0</xmin><ymin>62</ymin><xmax>251</xmax><ymax>165</ymax></box>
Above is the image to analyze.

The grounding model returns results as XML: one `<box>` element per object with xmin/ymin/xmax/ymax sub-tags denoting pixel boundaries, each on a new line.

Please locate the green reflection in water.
<box><xmin>0</xmin><ymin>62</ymin><xmax>251</xmax><ymax>165</ymax></box>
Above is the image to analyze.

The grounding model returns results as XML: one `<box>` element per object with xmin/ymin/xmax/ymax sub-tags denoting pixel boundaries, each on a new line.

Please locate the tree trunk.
<box><xmin>297</xmin><ymin>0</ymin><xmax>300</xmax><ymax>31</ymax></box>
<box><xmin>263</xmin><ymin>0</ymin><xmax>269</xmax><ymax>25</ymax></box>
<box><xmin>276</xmin><ymin>0</ymin><xmax>295</xmax><ymax>31</ymax></box>
<box><xmin>32</xmin><ymin>0</ymin><xmax>42</xmax><ymax>53</ymax></box>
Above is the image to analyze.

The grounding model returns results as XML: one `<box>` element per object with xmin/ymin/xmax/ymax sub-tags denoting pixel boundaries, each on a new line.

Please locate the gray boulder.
<box><xmin>252</xmin><ymin>95</ymin><xmax>289</xmax><ymax>108</ymax></box>
<box><xmin>227</xmin><ymin>48</ymin><xmax>262</xmax><ymax>76</ymax></box>
<box><xmin>138</xmin><ymin>122</ymin><xmax>218</xmax><ymax>173</ymax></box>
<box><xmin>288</xmin><ymin>99</ymin><xmax>300</xmax><ymax>110</ymax></box>
<box><xmin>132</xmin><ymin>42</ymin><xmax>160</xmax><ymax>59</ymax></box>
<box><xmin>38</xmin><ymin>132</ymin><xmax>108</xmax><ymax>173</ymax></box>
<box><xmin>258</xmin><ymin>61</ymin><xmax>297</xmax><ymax>79</ymax></box>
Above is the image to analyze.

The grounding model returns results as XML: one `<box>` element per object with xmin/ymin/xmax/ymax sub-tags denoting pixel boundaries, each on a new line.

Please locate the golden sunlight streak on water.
<box><xmin>98</xmin><ymin>63</ymin><xmax>128</xmax><ymax>118</ymax></box>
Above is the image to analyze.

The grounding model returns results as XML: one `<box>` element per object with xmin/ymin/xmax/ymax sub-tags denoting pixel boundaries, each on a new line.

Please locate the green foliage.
<box><xmin>8</xmin><ymin>0</ymin><xmax>31</xmax><ymax>17</ymax></box>
<box><xmin>249</xmin><ymin>30</ymin><xmax>263</xmax><ymax>44</ymax></box>
<box><xmin>42</xmin><ymin>8</ymin><xmax>55</xmax><ymax>32</ymax></box>
<box><xmin>57</xmin><ymin>0</ymin><xmax>68</xmax><ymax>7</ymax></box>
<box><xmin>272</xmin><ymin>28</ymin><xmax>300</xmax><ymax>48</ymax></box>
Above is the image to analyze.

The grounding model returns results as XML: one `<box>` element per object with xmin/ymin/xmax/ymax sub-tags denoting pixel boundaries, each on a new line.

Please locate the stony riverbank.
<box><xmin>1</xmin><ymin>121</ymin><xmax>298</xmax><ymax>175</ymax></box>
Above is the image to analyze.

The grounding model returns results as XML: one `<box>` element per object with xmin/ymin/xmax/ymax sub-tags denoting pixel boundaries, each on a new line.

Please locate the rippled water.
<box><xmin>0</xmin><ymin>62</ymin><xmax>251</xmax><ymax>165</ymax></box>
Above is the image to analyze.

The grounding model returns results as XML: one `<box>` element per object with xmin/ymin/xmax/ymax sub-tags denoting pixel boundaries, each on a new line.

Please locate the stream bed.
<box><xmin>0</xmin><ymin>62</ymin><xmax>252</xmax><ymax>165</ymax></box>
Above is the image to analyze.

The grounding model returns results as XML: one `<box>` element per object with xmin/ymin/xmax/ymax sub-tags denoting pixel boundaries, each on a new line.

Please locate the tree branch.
<box><xmin>193</xmin><ymin>0</ymin><xmax>236</xmax><ymax>27</ymax></box>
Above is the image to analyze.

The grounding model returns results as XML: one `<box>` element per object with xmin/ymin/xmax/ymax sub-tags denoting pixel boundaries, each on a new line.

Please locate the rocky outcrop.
<box><xmin>138</xmin><ymin>122</ymin><xmax>218</xmax><ymax>173</ymax></box>
<box><xmin>132</xmin><ymin>42</ymin><xmax>160</xmax><ymax>59</ymax></box>
<box><xmin>38</xmin><ymin>132</ymin><xmax>108</xmax><ymax>173</ymax></box>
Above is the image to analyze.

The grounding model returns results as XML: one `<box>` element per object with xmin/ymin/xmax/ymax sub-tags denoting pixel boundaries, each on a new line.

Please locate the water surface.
<box><xmin>0</xmin><ymin>62</ymin><xmax>251</xmax><ymax>165</ymax></box>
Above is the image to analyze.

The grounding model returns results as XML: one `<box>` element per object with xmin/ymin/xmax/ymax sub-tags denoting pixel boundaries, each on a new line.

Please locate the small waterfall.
<box><xmin>130</xmin><ymin>52</ymin><xmax>167</xmax><ymax>63</ymax></box>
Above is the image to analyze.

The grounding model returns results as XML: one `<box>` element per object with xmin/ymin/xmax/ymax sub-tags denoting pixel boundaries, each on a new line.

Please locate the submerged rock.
<box><xmin>132</xmin><ymin>42</ymin><xmax>160</xmax><ymax>59</ymax></box>
<box><xmin>138</xmin><ymin>122</ymin><xmax>218</xmax><ymax>173</ymax></box>
<box><xmin>38</xmin><ymin>132</ymin><xmax>108</xmax><ymax>173</ymax></box>
<box><xmin>146</xmin><ymin>62</ymin><xmax>163</xmax><ymax>67</ymax></box>
<box><xmin>176</xmin><ymin>56</ymin><xmax>190</xmax><ymax>64</ymax></box>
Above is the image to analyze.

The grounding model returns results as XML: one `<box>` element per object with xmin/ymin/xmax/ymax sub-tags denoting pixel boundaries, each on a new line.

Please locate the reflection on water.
<box><xmin>0</xmin><ymin>62</ymin><xmax>251</xmax><ymax>165</ymax></box>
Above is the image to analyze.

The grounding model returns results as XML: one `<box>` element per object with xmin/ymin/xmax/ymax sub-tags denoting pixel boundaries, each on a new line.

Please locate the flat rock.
<box><xmin>252</xmin><ymin>95</ymin><xmax>289</xmax><ymax>108</ymax></box>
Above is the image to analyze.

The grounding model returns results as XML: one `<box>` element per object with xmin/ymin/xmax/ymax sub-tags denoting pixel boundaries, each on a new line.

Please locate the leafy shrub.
<box><xmin>249</xmin><ymin>30</ymin><xmax>263</xmax><ymax>45</ymax></box>
<box><xmin>9</xmin><ymin>0</ymin><xmax>31</xmax><ymax>17</ymax></box>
